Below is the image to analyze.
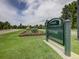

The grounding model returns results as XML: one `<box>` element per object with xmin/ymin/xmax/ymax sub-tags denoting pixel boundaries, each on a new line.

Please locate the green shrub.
<box><xmin>26</xmin><ymin>26</ymin><xmax>31</xmax><ymax>30</ymax></box>
<box><xmin>31</xmin><ymin>28</ymin><xmax>38</xmax><ymax>33</ymax></box>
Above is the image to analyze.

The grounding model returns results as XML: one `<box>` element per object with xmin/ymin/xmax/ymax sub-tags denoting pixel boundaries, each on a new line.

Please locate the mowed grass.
<box><xmin>0</xmin><ymin>30</ymin><xmax>62</xmax><ymax>59</ymax></box>
<box><xmin>40</xmin><ymin>29</ymin><xmax>79</xmax><ymax>55</ymax></box>
<box><xmin>71</xmin><ymin>29</ymin><xmax>79</xmax><ymax>55</ymax></box>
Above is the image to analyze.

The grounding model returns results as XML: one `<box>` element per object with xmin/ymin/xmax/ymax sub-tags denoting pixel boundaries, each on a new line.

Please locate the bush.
<box><xmin>31</xmin><ymin>28</ymin><xmax>38</xmax><ymax>33</ymax></box>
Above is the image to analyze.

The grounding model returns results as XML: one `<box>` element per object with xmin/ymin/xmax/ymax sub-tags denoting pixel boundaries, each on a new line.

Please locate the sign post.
<box><xmin>46</xmin><ymin>20</ymin><xmax>48</xmax><ymax>41</ymax></box>
<box><xmin>64</xmin><ymin>20</ymin><xmax>71</xmax><ymax>56</ymax></box>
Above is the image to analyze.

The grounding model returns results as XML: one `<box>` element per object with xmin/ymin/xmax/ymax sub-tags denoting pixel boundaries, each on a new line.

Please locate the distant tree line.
<box><xmin>28</xmin><ymin>24</ymin><xmax>45</xmax><ymax>29</ymax></box>
<box><xmin>0</xmin><ymin>21</ymin><xmax>45</xmax><ymax>30</ymax></box>
<box><xmin>61</xmin><ymin>1</ymin><xmax>77</xmax><ymax>28</ymax></box>
<box><xmin>0</xmin><ymin>21</ymin><xmax>27</xmax><ymax>30</ymax></box>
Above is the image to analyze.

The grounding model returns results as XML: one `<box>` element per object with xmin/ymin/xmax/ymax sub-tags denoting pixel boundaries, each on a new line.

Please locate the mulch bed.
<box><xmin>19</xmin><ymin>31</ymin><xmax>45</xmax><ymax>37</ymax></box>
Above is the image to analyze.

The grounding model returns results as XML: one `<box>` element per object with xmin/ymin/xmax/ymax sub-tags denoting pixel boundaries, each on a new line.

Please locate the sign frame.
<box><xmin>45</xmin><ymin>18</ymin><xmax>71</xmax><ymax>56</ymax></box>
<box><xmin>46</xmin><ymin>18</ymin><xmax>64</xmax><ymax>45</ymax></box>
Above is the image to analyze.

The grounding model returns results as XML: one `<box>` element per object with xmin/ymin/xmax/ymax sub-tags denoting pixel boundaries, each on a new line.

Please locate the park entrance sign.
<box><xmin>45</xmin><ymin>18</ymin><xmax>71</xmax><ymax>56</ymax></box>
<box><xmin>46</xmin><ymin>18</ymin><xmax>64</xmax><ymax>45</ymax></box>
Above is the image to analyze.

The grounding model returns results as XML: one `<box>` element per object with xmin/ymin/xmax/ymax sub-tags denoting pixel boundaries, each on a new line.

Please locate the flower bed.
<box><xmin>19</xmin><ymin>30</ymin><xmax>45</xmax><ymax>37</ymax></box>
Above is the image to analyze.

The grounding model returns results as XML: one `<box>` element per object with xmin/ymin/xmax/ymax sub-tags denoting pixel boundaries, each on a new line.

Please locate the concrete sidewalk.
<box><xmin>44</xmin><ymin>40</ymin><xmax>79</xmax><ymax>59</ymax></box>
<box><xmin>0</xmin><ymin>29</ymin><xmax>20</xmax><ymax>35</ymax></box>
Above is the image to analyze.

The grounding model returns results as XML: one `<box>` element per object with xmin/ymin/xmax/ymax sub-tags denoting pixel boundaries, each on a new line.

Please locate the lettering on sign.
<box><xmin>46</xmin><ymin>18</ymin><xmax>64</xmax><ymax>45</ymax></box>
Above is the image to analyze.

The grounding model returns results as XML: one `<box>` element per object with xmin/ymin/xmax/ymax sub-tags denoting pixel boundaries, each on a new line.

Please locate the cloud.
<box><xmin>35</xmin><ymin>1</ymin><xmax>62</xmax><ymax>18</ymax></box>
<box><xmin>0</xmin><ymin>0</ymin><xmax>76</xmax><ymax>25</ymax></box>
<box><xmin>21</xmin><ymin>0</ymin><xmax>76</xmax><ymax>25</ymax></box>
<box><xmin>8</xmin><ymin>0</ymin><xmax>29</xmax><ymax>11</ymax></box>
<box><xmin>0</xmin><ymin>0</ymin><xmax>17</xmax><ymax>22</ymax></box>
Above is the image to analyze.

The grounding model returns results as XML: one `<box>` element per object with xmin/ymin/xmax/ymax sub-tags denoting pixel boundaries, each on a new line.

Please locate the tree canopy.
<box><xmin>61</xmin><ymin>1</ymin><xmax>77</xmax><ymax>28</ymax></box>
<box><xmin>0</xmin><ymin>21</ymin><xmax>45</xmax><ymax>30</ymax></box>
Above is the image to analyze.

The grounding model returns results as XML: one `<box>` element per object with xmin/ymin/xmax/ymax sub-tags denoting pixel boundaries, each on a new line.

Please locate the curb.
<box><xmin>43</xmin><ymin>40</ymin><xmax>79</xmax><ymax>59</ymax></box>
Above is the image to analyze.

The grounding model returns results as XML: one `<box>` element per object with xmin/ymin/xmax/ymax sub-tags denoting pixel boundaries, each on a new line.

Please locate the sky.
<box><xmin>0</xmin><ymin>0</ymin><xmax>76</xmax><ymax>25</ymax></box>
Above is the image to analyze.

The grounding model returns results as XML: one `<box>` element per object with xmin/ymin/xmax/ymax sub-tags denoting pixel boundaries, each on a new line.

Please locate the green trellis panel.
<box><xmin>46</xmin><ymin>18</ymin><xmax>64</xmax><ymax>45</ymax></box>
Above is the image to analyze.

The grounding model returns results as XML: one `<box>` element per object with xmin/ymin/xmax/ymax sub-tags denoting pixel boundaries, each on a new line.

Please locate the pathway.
<box><xmin>0</xmin><ymin>29</ymin><xmax>20</xmax><ymax>35</ymax></box>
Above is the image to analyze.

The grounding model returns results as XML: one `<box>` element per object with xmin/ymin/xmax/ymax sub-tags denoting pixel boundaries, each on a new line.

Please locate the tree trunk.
<box><xmin>77</xmin><ymin>0</ymin><xmax>79</xmax><ymax>40</ymax></box>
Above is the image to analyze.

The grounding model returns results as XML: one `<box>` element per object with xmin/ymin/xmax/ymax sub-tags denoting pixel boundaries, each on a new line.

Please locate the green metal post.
<box><xmin>46</xmin><ymin>20</ymin><xmax>48</xmax><ymax>41</ymax></box>
<box><xmin>64</xmin><ymin>20</ymin><xmax>71</xmax><ymax>56</ymax></box>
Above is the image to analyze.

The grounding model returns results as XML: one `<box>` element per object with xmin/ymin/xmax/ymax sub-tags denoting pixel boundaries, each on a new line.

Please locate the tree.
<box><xmin>0</xmin><ymin>21</ymin><xmax>27</xmax><ymax>29</ymax></box>
<box><xmin>61</xmin><ymin>5</ymin><xmax>71</xmax><ymax>20</ymax></box>
<box><xmin>29</xmin><ymin>25</ymin><xmax>32</xmax><ymax>29</ymax></box>
<box><xmin>34</xmin><ymin>25</ymin><xmax>39</xmax><ymax>28</ymax></box>
<box><xmin>18</xmin><ymin>23</ymin><xmax>23</xmax><ymax>29</ymax></box>
<box><xmin>0</xmin><ymin>21</ymin><xmax>4</xmax><ymax>30</ymax></box>
<box><xmin>3</xmin><ymin>21</ymin><xmax>11</xmax><ymax>29</ymax></box>
<box><xmin>61</xmin><ymin>1</ymin><xmax>77</xmax><ymax>28</ymax></box>
<box><xmin>12</xmin><ymin>25</ymin><xmax>17</xmax><ymax>29</ymax></box>
<box><xmin>77</xmin><ymin>0</ymin><xmax>79</xmax><ymax>39</ymax></box>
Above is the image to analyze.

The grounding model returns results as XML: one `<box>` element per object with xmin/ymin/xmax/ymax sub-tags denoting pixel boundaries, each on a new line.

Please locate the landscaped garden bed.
<box><xmin>19</xmin><ymin>28</ymin><xmax>45</xmax><ymax>37</ymax></box>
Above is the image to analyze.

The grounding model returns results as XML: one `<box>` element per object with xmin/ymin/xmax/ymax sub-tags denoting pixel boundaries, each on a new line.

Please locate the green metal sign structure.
<box><xmin>46</xmin><ymin>18</ymin><xmax>64</xmax><ymax>45</ymax></box>
<box><xmin>45</xmin><ymin>18</ymin><xmax>71</xmax><ymax>56</ymax></box>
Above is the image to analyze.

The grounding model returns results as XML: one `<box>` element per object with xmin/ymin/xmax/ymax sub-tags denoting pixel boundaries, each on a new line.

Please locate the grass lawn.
<box><xmin>39</xmin><ymin>29</ymin><xmax>79</xmax><ymax>55</ymax></box>
<box><xmin>0</xmin><ymin>30</ymin><xmax>62</xmax><ymax>59</ymax></box>
<box><xmin>71</xmin><ymin>29</ymin><xmax>79</xmax><ymax>55</ymax></box>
